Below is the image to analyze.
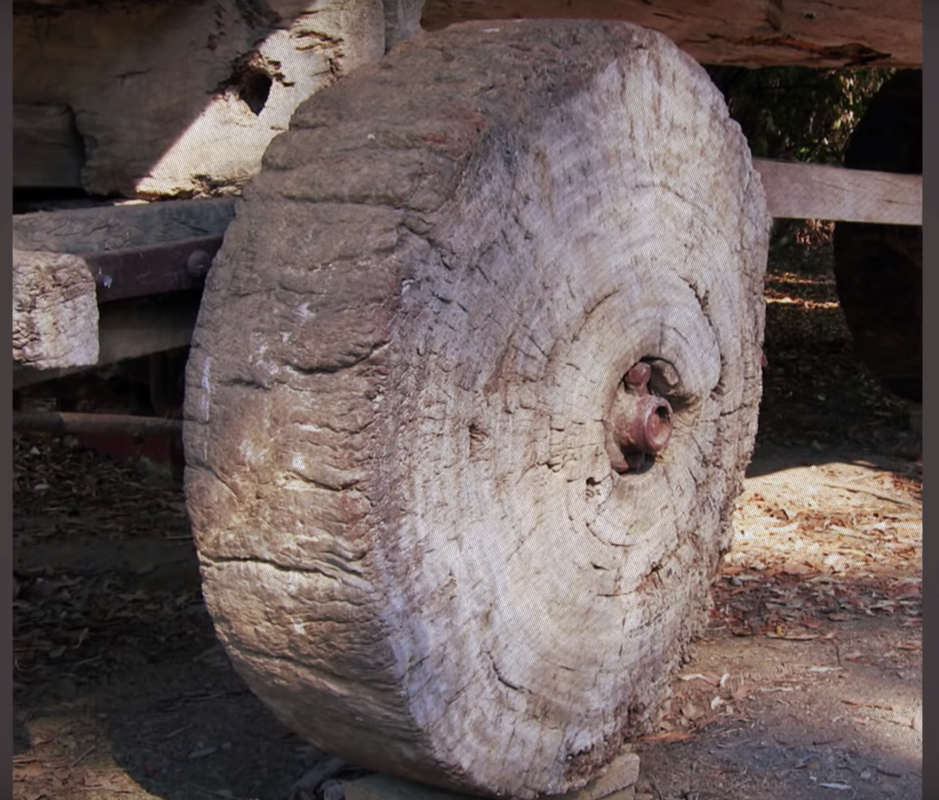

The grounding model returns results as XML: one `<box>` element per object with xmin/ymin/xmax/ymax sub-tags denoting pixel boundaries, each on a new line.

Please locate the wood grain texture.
<box><xmin>12</xmin><ymin>198</ymin><xmax>237</xmax><ymax>254</ymax></box>
<box><xmin>420</xmin><ymin>0</ymin><xmax>921</xmax><ymax>67</ymax></box>
<box><xmin>755</xmin><ymin>159</ymin><xmax>921</xmax><ymax>226</ymax></box>
<box><xmin>13</xmin><ymin>0</ymin><xmax>385</xmax><ymax>197</ymax></box>
<box><xmin>13</xmin><ymin>250</ymin><xmax>99</xmax><ymax>369</ymax></box>
<box><xmin>184</xmin><ymin>20</ymin><xmax>770</xmax><ymax>797</ymax></box>
<box><xmin>13</xmin><ymin>104</ymin><xmax>85</xmax><ymax>188</ymax></box>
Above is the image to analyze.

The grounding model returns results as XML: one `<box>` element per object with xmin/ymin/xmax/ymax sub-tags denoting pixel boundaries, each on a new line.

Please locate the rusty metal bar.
<box><xmin>82</xmin><ymin>235</ymin><xmax>223</xmax><ymax>303</ymax></box>
<box><xmin>13</xmin><ymin>411</ymin><xmax>183</xmax><ymax>438</ymax></box>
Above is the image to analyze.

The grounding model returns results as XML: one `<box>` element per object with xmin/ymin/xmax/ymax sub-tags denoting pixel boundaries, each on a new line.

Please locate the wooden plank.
<box><xmin>12</xmin><ymin>197</ymin><xmax>237</xmax><ymax>254</ymax></box>
<box><xmin>13</xmin><ymin>293</ymin><xmax>201</xmax><ymax>390</ymax></box>
<box><xmin>13</xmin><ymin>104</ymin><xmax>85</xmax><ymax>189</ymax></box>
<box><xmin>420</xmin><ymin>0</ymin><xmax>921</xmax><ymax>68</ymax></box>
<box><xmin>755</xmin><ymin>159</ymin><xmax>922</xmax><ymax>225</ymax></box>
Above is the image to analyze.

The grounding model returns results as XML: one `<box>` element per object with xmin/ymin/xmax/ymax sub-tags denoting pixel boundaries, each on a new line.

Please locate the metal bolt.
<box><xmin>607</xmin><ymin>361</ymin><xmax>673</xmax><ymax>473</ymax></box>
<box><xmin>186</xmin><ymin>249</ymin><xmax>212</xmax><ymax>279</ymax></box>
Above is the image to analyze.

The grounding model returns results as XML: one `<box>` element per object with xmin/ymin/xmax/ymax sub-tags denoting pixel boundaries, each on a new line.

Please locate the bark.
<box><xmin>184</xmin><ymin>19</ymin><xmax>770</xmax><ymax>798</ymax></box>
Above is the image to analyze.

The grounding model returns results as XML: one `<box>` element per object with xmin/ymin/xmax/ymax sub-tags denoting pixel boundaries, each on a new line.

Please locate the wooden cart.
<box><xmin>11</xmin><ymin>2</ymin><xmax>922</xmax><ymax>798</ymax></box>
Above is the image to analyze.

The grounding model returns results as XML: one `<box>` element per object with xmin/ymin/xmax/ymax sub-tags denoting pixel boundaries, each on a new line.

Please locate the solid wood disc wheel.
<box><xmin>833</xmin><ymin>70</ymin><xmax>922</xmax><ymax>404</ymax></box>
<box><xmin>184</xmin><ymin>20</ymin><xmax>770</xmax><ymax>799</ymax></box>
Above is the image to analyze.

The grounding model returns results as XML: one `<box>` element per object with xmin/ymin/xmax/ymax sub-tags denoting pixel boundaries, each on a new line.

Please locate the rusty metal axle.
<box><xmin>607</xmin><ymin>362</ymin><xmax>673</xmax><ymax>473</ymax></box>
<box><xmin>13</xmin><ymin>411</ymin><xmax>183</xmax><ymax>439</ymax></box>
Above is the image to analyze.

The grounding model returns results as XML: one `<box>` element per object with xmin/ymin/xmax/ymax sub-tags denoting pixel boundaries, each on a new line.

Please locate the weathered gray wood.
<box><xmin>13</xmin><ymin>250</ymin><xmax>99</xmax><ymax>370</ymax></box>
<box><xmin>12</xmin><ymin>198</ymin><xmax>230</xmax><ymax>383</ymax></box>
<box><xmin>13</xmin><ymin>0</ymin><xmax>386</xmax><ymax>198</ymax></box>
<box><xmin>13</xmin><ymin>294</ymin><xmax>201</xmax><ymax>390</ymax></box>
<box><xmin>755</xmin><ymin>159</ymin><xmax>922</xmax><ymax>226</ymax></box>
<box><xmin>12</xmin><ymin>197</ymin><xmax>237</xmax><ymax>253</ymax></box>
<box><xmin>420</xmin><ymin>0</ymin><xmax>921</xmax><ymax>67</ymax></box>
<box><xmin>184</xmin><ymin>20</ymin><xmax>769</xmax><ymax>798</ymax></box>
<box><xmin>13</xmin><ymin>104</ymin><xmax>85</xmax><ymax>189</ymax></box>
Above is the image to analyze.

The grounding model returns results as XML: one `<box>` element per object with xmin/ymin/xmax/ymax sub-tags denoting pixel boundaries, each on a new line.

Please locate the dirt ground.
<box><xmin>12</xmin><ymin>228</ymin><xmax>922</xmax><ymax>800</ymax></box>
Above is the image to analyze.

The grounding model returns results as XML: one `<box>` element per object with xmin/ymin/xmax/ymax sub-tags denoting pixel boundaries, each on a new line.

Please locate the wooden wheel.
<box><xmin>833</xmin><ymin>70</ymin><xmax>922</xmax><ymax>404</ymax></box>
<box><xmin>184</xmin><ymin>20</ymin><xmax>769</xmax><ymax>798</ymax></box>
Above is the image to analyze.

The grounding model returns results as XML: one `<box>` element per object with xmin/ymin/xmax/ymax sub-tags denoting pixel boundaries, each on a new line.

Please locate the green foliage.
<box><xmin>706</xmin><ymin>66</ymin><xmax>895</xmax><ymax>165</ymax></box>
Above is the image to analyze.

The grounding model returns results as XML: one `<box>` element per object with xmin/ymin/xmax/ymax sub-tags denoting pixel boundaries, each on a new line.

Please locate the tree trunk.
<box><xmin>184</xmin><ymin>20</ymin><xmax>770</xmax><ymax>798</ymax></box>
<box><xmin>833</xmin><ymin>70</ymin><xmax>922</xmax><ymax>404</ymax></box>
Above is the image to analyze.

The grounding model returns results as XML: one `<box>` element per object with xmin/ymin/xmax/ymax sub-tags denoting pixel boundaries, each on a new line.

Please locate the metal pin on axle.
<box><xmin>608</xmin><ymin>362</ymin><xmax>673</xmax><ymax>473</ymax></box>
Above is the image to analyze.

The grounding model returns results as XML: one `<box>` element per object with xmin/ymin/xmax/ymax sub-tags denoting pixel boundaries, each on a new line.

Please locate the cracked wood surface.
<box><xmin>13</xmin><ymin>250</ymin><xmax>99</xmax><ymax>370</ymax></box>
<box><xmin>184</xmin><ymin>19</ymin><xmax>769</xmax><ymax>799</ymax></box>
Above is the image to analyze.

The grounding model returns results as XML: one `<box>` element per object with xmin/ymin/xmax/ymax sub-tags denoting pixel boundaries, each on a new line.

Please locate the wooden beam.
<box><xmin>419</xmin><ymin>0</ymin><xmax>921</xmax><ymax>68</ymax></box>
<box><xmin>12</xmin><ymin>249</ymin><xmax>99</xmax><ymax>371</ymax></box>
<box><xmin>13</xmin><ymin>293</ymin><xmax>202</xmax><ymax>390</ymax></box>
<box><xmin>755</xmin><ymin>159</ymin><xmax>921</xmax><ymax>225</ymax></box>
<box><xmin>12</xmin><ymin>197</ymin><xmax>236</xmax><ymax>254</ymax></box>
<box><xmin>13</xmin><ymin>104</ymin><xmax>85</xmax><ymax>189</ymax></box>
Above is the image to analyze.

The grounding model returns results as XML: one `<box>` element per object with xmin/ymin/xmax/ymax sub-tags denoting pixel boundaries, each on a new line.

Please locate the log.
<box><xmin>754</xmin><ymin>159</ymin><xmax>921</xmax><ymax>226</ymax></box>
<box><xmin>13</xmin><ymin>104</ymin><xmax>85</xmax><ymax>189</ymax></box>
<box><xmin>12</xmin><ymin>197</ymin><xmax>236</xmax><ymax>254</ymax></box>
<box><xmin>419</xmin><ymin>0</ymin><xmax>921</xmax><ymax>67</ymax></box>
<box><xmin>12</xmin><ymin>250</ymin><xmax>99</xmax><ymax>370</ymax></box>
<box><xmin>184</xmin><ymin>20</ymin><xmax>769</xmax><ymax>798</ymax></box>
<box><xmin>13</xmin><ymin>0</ymin><xmax>386</xmax><ymax>198</ymax></box>
<box><xmin>832</xmin><ymin>70</ymin><xmax>922</xmax><ymax>403</ymax></box>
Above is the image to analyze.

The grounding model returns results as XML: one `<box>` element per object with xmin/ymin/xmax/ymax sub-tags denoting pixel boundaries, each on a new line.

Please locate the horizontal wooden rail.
<box><xmin>755</xmin><ymin>159</ymin><xmax>921</xmax><ymax>226</ymax></box>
